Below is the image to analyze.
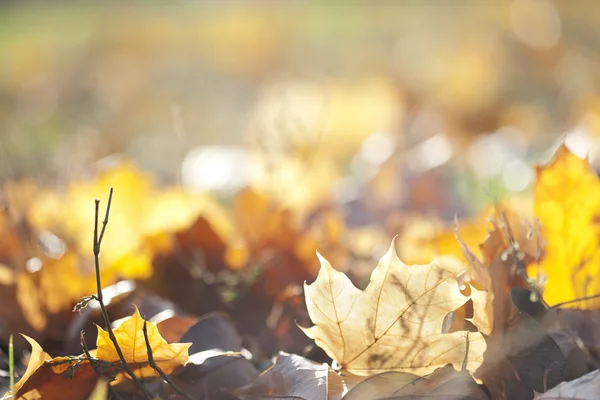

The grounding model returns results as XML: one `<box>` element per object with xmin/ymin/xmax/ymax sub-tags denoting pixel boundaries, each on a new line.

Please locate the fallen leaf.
<box><xmin>301</xmin><ymin>239</ymin><xmax>486</xmax><ymax>376</ymax></box>
<box><xmin>342</xmin><ymin>365</ymin><xmax>488</xmax><ymax>400</ymax></box>
<box><xmin>340</xmin><ymin>371</ymin><xmax>420</xmax><ymax>400</ymax></box>
<box><xmin>456</xmin><ymin>226</ymin><xmax>491</xmax><ymax>293</ymax></box>
<box><xmin>232</xmin><ymin>352</ymin><xmax>328</xmax><ymax>400</ymax></box>
<box><xmin>179</xmin><ymin>313</ymin><xmax>242</xmax><ymax>355</ymax></box>
<box><xmin>541</xmin><ymin>308</ymin><xmax>600</xmax><ymax>377</ymax></box>
<box><xmin>469</xmin><ymin>287</ymin><xmax>493</xmax><ymax>336</ymax></box>
<box><xmin>534</xmin><ymin>369</ymin><xmax>600</xmax><ymax>400</ymax></box>
<box><xmin>95</xmin><ymin>307</ymin><xmax>191</xmax><ymax>379</ymax></box>
<box><xmin>7</xmin><ymin>335</ymin><xmax>51</xmax><ymax>399</ymax></box>
<box><xmin>476</xmin><ymin>310</ymin><xmax>569</xmax><ymax>398</ymax></box>
<box><xmin>534</xmin><ymin>144</ymin><xmax>600</xmax><ymax>307</ymax></box>
<box><xmin>16</xmin><ymin>359</ymin><xmax>100</xmax><ymax>400</ymax></box>
<box><xmin>502</xmin><ymin>312</ymin><xmax>567</xmax><ymax>393</ymax></box>
<box><xmin>6</xmin><ymin>336</ymin><xmax>104</xmax><ymax>400</ymax></box>
<box><xmin>156</xmin><ymin>315</ymin><xmax>200</xmax><ymax>344</ymax></box>
<box><xmin>458</xmin><ymin>208</ymin><xmax>540</xmax><ymax>336</ymax></box>
<box><xmin>169</xmin><ymin>353</ymin><xmax>258</xmax><ymax>400</ymax></box>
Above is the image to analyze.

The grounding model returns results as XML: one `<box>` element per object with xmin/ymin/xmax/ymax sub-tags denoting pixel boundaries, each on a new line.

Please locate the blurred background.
<box><xmin>2</xmin><ymin>0</ymin><xmax>600</xmax><ymax>217</ymax></box>
<box><xmin>2</xmin><ymin>0</ymin><xmax>600</xmax><ymax>379</ymax></box>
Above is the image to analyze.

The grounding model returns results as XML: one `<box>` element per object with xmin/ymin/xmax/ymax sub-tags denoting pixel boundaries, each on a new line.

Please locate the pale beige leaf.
<box><xmin>302</xmin><ymin>252</ymin><xmax>361</xmax><ymax>363</ymax></box>
<box><xmin>469</xmin><ymin>286</ymin><xmax>493</xmax><ymax>336</ymax></box>
<box><xmin>456</xmin><ymin>227</ymin><xmax>492</xmax><ymax>292</ymax></box>
<box><xmin>302</xmin><ymin>240</ymin><xmax>486</xmax><ymax>376</ymax></box>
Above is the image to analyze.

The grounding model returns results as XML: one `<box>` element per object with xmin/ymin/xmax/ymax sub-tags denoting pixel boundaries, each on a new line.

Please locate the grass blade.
<box><xmin>9</xmin><ymin>334</ymin><xmax>14</xmax><ymax>397</ymax></box>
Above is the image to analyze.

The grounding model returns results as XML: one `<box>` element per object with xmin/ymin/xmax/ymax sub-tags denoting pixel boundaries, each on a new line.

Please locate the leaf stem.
<box><xmin>80</xmin><ymin>331</ymin><xmax>123</xmax><ymax>400</ymax></box>
<box><xmin>142</xmin><ymin>320</ymin><xmax>196</xmax><ymax>400</ymax></box>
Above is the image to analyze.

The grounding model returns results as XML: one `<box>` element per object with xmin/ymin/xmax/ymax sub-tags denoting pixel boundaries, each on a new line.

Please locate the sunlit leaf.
<box><xmin>301</xmin><ymin>239</ymin><xmax>486</xmax><ymax>376</ymax></box>
<box><xmin>95</xmin><ymin>308</ymin><xmax>191</xmax><ymax>379</ymax></box>
<box><xmin>534</xmin><ymin>145</ymin><xmax>600</xmax><ymax>307</ymax></box>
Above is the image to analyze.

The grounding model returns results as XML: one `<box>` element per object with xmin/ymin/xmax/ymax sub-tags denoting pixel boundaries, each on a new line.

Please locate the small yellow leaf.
<box><xmin>534</xmin><ymin>145</ymin><xmax>600</xmax><ymax>307</ymax></box>
<box><xmin>301</xmin><ymin>239</ymin><xmax>486</xmax><ymax>376</ymax></box>
<box><xmin>96</xmin><ymin>308</ymin><xmax>191</xmax><ymax>379</ymax></box>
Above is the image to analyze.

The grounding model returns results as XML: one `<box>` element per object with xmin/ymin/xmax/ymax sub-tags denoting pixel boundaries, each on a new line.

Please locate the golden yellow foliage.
<box><xmin>399</xmin><ymin>216</ymin><xmax>488</xmax><ymax>265</ymax></box>
<box><xmin>534</xmin><ymin>145</ymin><xmax>600</xmax><ymax>307</ymax></box>
<box><xmin>301</xmin><ymin>240</ymin><xmax>486</xmax><ymax>376</ymax></box>
<box><xmin>27</xmin><ymin>161</ymin><xmax>231</xmax><ymax>287</ymax></box>
<box><xmin>96</xmin><ymin>308</ymin><xmax>191</xmax><ymax>379</ymax></box>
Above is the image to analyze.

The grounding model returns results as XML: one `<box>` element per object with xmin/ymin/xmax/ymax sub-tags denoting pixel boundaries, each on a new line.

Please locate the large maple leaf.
<box><xmin>301</xmin><ymin>240</ymin><xmax>486</xmax><ymax>376</ymax></box>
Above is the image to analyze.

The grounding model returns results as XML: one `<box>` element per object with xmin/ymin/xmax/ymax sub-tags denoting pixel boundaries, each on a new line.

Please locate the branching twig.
<box><xmin>495</xmin><ymin>205</ymin><xmax>549</xmax><ymax>308</ymax></box>
<box><xmin>92</xmin><ymin>189</ymin><xmax>153</xmax><ymax>399</ymax></box>
<box><xmin>142</xmin><ymin>320</ymin><xmax>196</xmax><ymax>400</ymax></box>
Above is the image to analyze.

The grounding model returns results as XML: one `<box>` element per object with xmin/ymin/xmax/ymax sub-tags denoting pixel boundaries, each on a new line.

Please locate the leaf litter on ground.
<box><xmin>3</xmin><ymin>145</ymin><xmax>600</xmax><ymax>399</ymax></box>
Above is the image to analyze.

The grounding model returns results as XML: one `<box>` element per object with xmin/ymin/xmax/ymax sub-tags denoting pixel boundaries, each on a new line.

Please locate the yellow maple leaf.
<box><xmin>300</xmin><ymin>239</ymin><xmax>486</xmax><ymax>376</ymax></box>
<box><xmin>534</xmin><ymin>145</ymin><xmax>600</xmax><ymax>307</ymax></box>
<box><xmin>96</xmin><ymin>308</ymin><xmax>191</xmax><ymax>379</ymax></box>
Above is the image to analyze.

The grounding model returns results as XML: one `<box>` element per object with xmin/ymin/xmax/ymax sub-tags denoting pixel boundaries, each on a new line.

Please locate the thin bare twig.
<box><xmin>92</xmin><ymin>189</ymin><xmax>153</xmax><ymax>399</ymax></box>
<box><xmin>80</xmin><ymin>331</ymin><xmax>123</xmax><ymax>400</ymax></box>
<box><xmin>142</xmin><ymin>320</ymin><xmax>196</xmax><ymax>400</ymax></box>
<box><xmin>495</xmin><ymin>205</ymin><xmax>549</xmax><ymax>308</ymax></box>
<box><xmin>548</xmin><ymin>293</ymin><xmax>600</xmax><ymax>310</ymax></box>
